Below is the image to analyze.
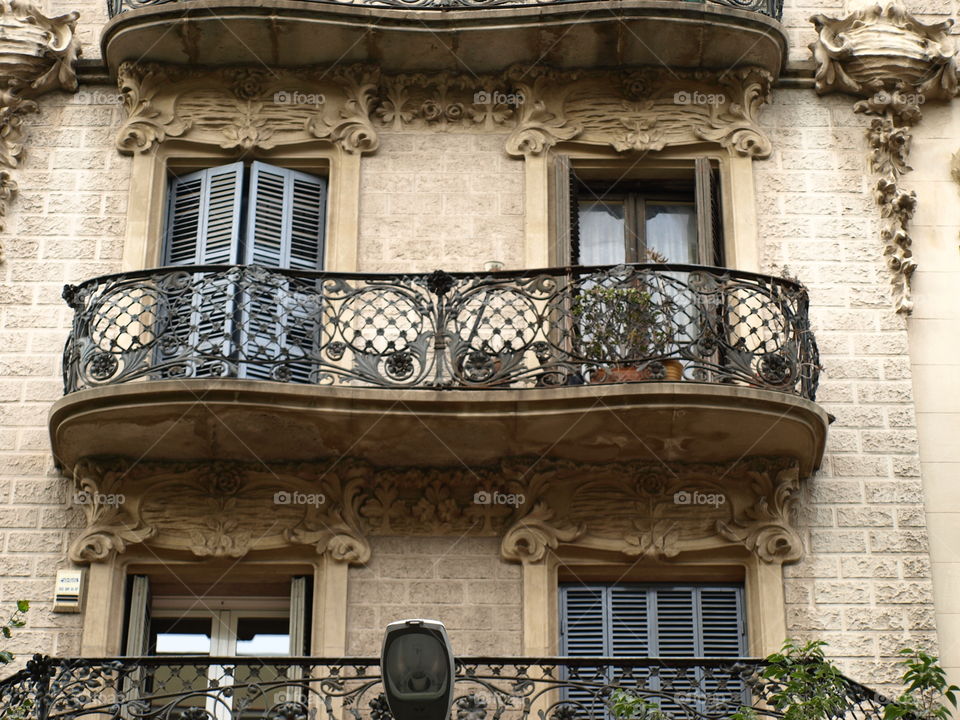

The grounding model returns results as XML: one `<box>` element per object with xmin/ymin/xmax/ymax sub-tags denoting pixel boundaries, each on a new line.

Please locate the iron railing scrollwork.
<box><xmin>105</xmin><ymin>0</ymin><xmax>782</xmax><ymax>19</ymax></box>
<box><xmin>61</xmin><ymin>263</ymin><xmax>820</xmax><ymax>401</ymax></box>
<box><xmin>0</xmin><ymin>656</ymin><xmax>891</xmax><ymax>720</ymax></box>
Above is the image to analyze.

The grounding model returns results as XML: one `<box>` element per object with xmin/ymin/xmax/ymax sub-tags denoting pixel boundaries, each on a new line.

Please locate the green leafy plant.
<box><xmin>883</xmin><ymin>648</ymin><xmax>959</xmax><ymax>720</ymax></box>
<box><xmin>609</xmin><ymin>687</ymin><xmax>669</xmax><ymax>720</ymax></box>
<box><xmin>0</xmin><ymin>600</ymin><xmax>29</xmax><ymax>666</ymax></box>
<box><xmin>730</xmin><ymin>639</ymin><xmax>849</xmax><ymax>720</ymax></box>
<box><xmin>0</xmin><ymin>601</ymin><xmax>32</xmax><ymax>720</ymax></box>
<box><xmin>572</xmin><ymin>285</ymin><xmax>671</xmax><ymax>363</ymax></box>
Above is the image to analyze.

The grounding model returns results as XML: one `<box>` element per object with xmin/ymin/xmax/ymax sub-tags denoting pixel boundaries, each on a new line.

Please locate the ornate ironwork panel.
<box><xmin>105</xmin><ymin>0</ymin><xmax>782</xmax><ymax>19</ymax></box>
<box><xmin>61</xmin><ymin>263</ymin><xmax>820</xmax><ymax>400</ymax></box>
<box><xmin>0</xmin><ymin>656</ymin><xmax>890</xmax><ymax>720</ymax></box>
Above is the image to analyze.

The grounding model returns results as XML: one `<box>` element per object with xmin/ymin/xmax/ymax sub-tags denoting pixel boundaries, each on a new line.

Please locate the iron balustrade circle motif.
<box><xmin>60</xmin><ymin>263</ymin><xmax>820</xmax><ymax>400</ymax></box>
<box><xmin>0</xmin><ymin>656</ymin><xmax>895</xmax><ymax>720</ymax></box>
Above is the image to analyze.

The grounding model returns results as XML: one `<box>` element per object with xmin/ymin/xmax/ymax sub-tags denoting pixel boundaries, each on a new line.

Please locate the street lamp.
<box><xmin>381</xmin><ymin>619</ymin><xmax>455</xmax><ymax>720</ymax></box>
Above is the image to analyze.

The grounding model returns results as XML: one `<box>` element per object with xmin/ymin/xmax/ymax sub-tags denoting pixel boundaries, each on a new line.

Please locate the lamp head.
<box><xmin>381</xmin><ymin>619</ymin><xmax>455</xmax><ymax>720</ymax></box>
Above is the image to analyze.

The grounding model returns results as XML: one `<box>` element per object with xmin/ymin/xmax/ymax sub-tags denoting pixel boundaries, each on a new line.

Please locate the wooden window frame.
<box><xmin>121</xmin><ymin>142</ymin><xmax>360</xmax><ymax>273</ymax></box>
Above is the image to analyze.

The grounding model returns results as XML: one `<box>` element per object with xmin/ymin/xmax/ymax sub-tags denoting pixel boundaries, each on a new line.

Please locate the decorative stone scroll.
<box><xmin>0</xmin><ymin>0</ymin><xmax>81</xmax><ymax>261</ymax></box>
<box><xmin>115</xmin><ymin>61</ymin><xmax>773</xmax><ymax>159</ymax></box>
<box><xmin>68</xmin><ymin>455</ymin><xmax>803</xmax><ymax>567</ymax></box>
<box><xmin>809</xmin><ymin>0</ymin><xmax>959</xmax><ymax>314</ymax></box>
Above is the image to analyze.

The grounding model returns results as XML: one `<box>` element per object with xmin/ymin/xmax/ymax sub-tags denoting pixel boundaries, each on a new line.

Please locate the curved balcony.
<box><xmin>49</xmin><ymin>263</ymin><xmax>827</xmax><ymax>474</ymax></box>
<box><xmin>100</xmin><ymin>0</ymin><xmax>786</xmax><ymax>77</ymax></box>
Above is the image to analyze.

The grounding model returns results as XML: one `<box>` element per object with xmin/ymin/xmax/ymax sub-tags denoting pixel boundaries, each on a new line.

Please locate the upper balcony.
<box><xmin>100</xmin><ymin>0</ymin><xmax>787</xmax><ymax>78</ymax></box>
<box><xmin>49</xmin><ymin>263</ymin><xmax>827</xmax><ymax>475</ymax></box>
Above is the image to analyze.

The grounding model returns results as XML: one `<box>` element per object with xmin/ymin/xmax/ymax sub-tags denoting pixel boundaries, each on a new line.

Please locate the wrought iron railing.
<box><xmin>106</xmin><ymin>0</ymin><xmax>782</xmax><ymax>19</ymax></box>
<box><xmin>0</xmin><ymin>656</ymin><xmax>889</xmax><ymax>720</ymax></box>
<box><xmin>61</xmin><ymin>263</ymin><xmax>819</xmax><ymax>400</ymax></box>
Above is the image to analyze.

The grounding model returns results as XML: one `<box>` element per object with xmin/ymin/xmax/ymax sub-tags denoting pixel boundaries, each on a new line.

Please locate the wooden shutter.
<box><xmin>165</xmin><ymin>163</ymin><xmax>244</xmax><ymax>266</ymax></box>
<box><xmin>289</xmin><ymin>576</ymin><xmax>309</xmax><ymax>656</ymax></box>
<box><xmin>560</xmin><ymin>584</ymin><xmax>745</xmax><ymax>716</ymax></box>
<box><xmin>124</xmin><ymin>574</ymin><xmax>151</xmax><ymax>656</ymax></box>
<box><xmin>554</xmin><ymin>155</ymin><xmax>581</xmax><ymax>266</ymax></box>
<box><xmin>162</xmin><ymin>164</ymin><xmax>244</xmax><ymax>376</ymax></box>
<box><xmin>695</xmin><ymin>158</ymin><xmax>724</xmax><ymax>266</ymax></box>
<box><xmin>241</xmin><ymin>162</ymin><xmax>326</xmax><ymax>382</ymax></box>
<box><xmin>245</xmin><ymin>162</ymin><xmax>326</xmax><ymax>270</ymax></box>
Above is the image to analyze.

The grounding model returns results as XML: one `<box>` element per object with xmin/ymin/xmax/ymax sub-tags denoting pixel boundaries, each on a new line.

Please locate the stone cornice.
<box><xmin>69</xmin><ymin>455</ymin><xmax>804</xmax><ymax>567</ymax></box>
<box><xmin>114</xmin><ymin>61</ymin><xmax>773</xmax><ymax>159</ymax></box>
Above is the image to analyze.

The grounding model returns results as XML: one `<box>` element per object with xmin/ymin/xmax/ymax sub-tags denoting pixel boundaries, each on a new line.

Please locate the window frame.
<box><xmin>120</xmin><ymin>142</ymin><xmax>359</xmax><ymax>273</ymax></box>
<box><xmin>517</xmin><ymin>550</ymin><xmax>787</xmax><ymax>659</ymax></box>
<box><xmin>558</xmin><ymin>582</ymin><xmax>747</xmax><ymax>657</ymax></box>
<box><xmin>538</xmin><ymin>147</ymin><xmax>752</xmax><ymax>272</ymax></box>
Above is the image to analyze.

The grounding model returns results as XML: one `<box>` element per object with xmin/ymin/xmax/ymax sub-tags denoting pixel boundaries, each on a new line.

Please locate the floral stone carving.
<box><xmin>68</xmin><ymin>455</ymin><xmax>804</xmax><ymax>567</ymax></box>
<box><xmin>114</xmin><ymin>62</ymin><xmax>772</xmax><ymax>159</ymax></box>
<box><xmin>0</xmin><ymin>0</ymin><xmax>81</xmax><ymax>261</ymax></box>
<box><xmin>810</xmin><ymin>0</ymin><xmax>958</xmax><ymax>313</ymax></box>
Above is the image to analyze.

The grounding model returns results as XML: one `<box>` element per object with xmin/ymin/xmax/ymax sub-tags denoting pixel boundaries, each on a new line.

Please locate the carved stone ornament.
<box><xmin>810</xmin><ymin>0</ymin><xmax>959</xmax><ymax>313</ymax></box>
<box><xmin>68</xmin><ymin>455</ymin><xmax>804</xmax><ymax>567</ymax></box>
<box><xmin>115</xmin><ymin>62</ymin><xmax>772</xmax><ymax>159</ymax></box>
<box><xmin>0</xmin><ymin>0</ymin><xmax>81</xmax><ymax>261</ymax></box>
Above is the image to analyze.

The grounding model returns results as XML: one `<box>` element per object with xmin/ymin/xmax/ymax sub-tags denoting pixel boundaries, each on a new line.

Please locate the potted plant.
<box><xmin>571</xmin><ymin>283</ymin><xmax>682</xmax><ymax>383</ymax></box>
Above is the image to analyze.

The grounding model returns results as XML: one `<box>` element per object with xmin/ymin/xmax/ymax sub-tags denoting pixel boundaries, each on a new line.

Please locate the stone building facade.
<box><xmin>0</xmin><ymin>0</ymin><xmax>957</xmax><ymax>710</ymax></box>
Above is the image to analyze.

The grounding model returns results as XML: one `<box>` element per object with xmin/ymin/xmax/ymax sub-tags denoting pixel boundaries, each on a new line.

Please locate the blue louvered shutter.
<box><xmin>561</xmin><ymin>586</ymin><xmax>609</xmax><ymax>718</ymax></box>
<box><xmin>560</xmin><ymin>584</ymin><xmax>745</xmax><ymax>719</ymax></box>
<box><xmin>162</xmin><ymin>164</ymin><xmax>243</xmax><ymax>377</ymax></box>
<box><xmin>697</xmin><ymin>587</ymin><xmax>747</xmax><ymax>718</ymax></box>
<box><xmin>610</xmin><ymin>585</ymin><xmax>652</xmax><ymax>692</ymax></box>
<box><xmin>240</xmin><ymin>162</ymin><xmax>326</xmax><ymax>382</ymax></box>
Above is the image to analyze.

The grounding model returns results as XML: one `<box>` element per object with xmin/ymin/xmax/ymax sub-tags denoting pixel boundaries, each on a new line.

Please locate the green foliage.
<box><xmin>0</xmin><ymin>601</ymin><xmax>29</xmax><ymax>666</ymax></box>
<box><xmin>0</xmin><ymin>601</ymin><xmax>31</xmax><ymax>720</ymax></box>
<box><xmin>609</xmin><ymin>688</ymin><xmax>669</xmax><ymax>720</ymax></box>
<box><xmin>572</xmin><ymin>286</ymin><xmax>670</xmax><ymax>362</ymax></box>
<box><xmin>757</xmin><ymin>639</ymin><xmax>850</xmax><ymax>720</ymax></box>
<box><xmin>883</xmin><ymin>649</ymin><xmax>959</xmax><ymax>720</ymax></box>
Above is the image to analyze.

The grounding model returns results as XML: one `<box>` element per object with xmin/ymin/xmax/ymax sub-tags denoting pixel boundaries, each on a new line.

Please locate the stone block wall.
<box><xmin>0</xmin><ymin>86</ymin><xmax>129</xmax><ymax>658</ymax></box>
<box><xmin>357</xmin><ymin>132</ymin><xmax>526</xmax><ymax>274</ymax></box>
<box><xmin>346</xmin><ymin>537</ymin><xmax>523</xmax><ymax>656</ymax></box>
<box><xmin>756</xmin><ymin>87</ymin><xmax>938</xmax><ymax>687</ymax></box>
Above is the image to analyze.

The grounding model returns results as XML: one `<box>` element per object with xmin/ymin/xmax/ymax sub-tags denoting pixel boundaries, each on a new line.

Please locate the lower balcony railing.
<box><xmin>0</xmin><ymin>656</ymin><xmax>889</xmax><ymax>720</ymax></box>
<box><xmin>61</xmin><ymin>263</ymin><xmax>820</xmax><ymax>400</ymax></box>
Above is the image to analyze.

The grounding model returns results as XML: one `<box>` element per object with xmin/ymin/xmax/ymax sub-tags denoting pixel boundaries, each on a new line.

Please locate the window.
<box><xmin>556</xmin><ymin>157</ymin><xmax>723</xmax><ymax>267</ymax></box>
<box><xmin>123</xmin><ymin>574</ymin><xmax>311</xmax><ymax>720</ymax></box>
<box><xmin>164</xmin><ymin>161</ymin><xmax>327</xmax><ymax>269</ymax></box>
<box><xmin>559</xmin><ymin>583</ymin><xmax>746</xmax><ymax>717</ymax></box>
<box><xmin>161</xmin><ymin>161</ymin><xmax>327</xmax><ymax>381</ymax></box>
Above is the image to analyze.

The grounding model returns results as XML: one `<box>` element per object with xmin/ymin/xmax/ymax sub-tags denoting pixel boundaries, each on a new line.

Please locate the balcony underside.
<box><xmin>49</xmin><ymin>379</ymin><xmax>828</xmax><ymax>476</ymax></box>
<box><xmin>100</xmin><ymin>0</ymin><xmax>786</xmax><ymax>76</ymax></box>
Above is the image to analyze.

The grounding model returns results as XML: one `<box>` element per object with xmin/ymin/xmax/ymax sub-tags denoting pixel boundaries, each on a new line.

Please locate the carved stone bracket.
<box><xmin>0</xmin><ymin>0</ymin><xmax>81</xmax><ymax>261</ymax></box>
<box><xmin>810</xmin><ymin>0</ymin><xmax>959</xmax><ymax>314</ymax></box>
<box><xmin>68</xmin><ymin>455</ymin><xmax>804</xmax><ymax>567</ymax></box>
<box><xmin>115</xmin><ymin>62</ymin><xmax>772</xmax><ymax>159</ymax></box>
<box><xmin>69</xmin><ymin>458</ymin><xmax>372</xmax><ymax>565</ymax></box>
<box><xmin>116</xmin><ymin>62</ymin><xmax>381</xmax><ymax>155</ymax></box>
<box><xmin>499</xmin><ymin>456</ymin><xmax>803</xmax><ymax>565</ymax></box>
